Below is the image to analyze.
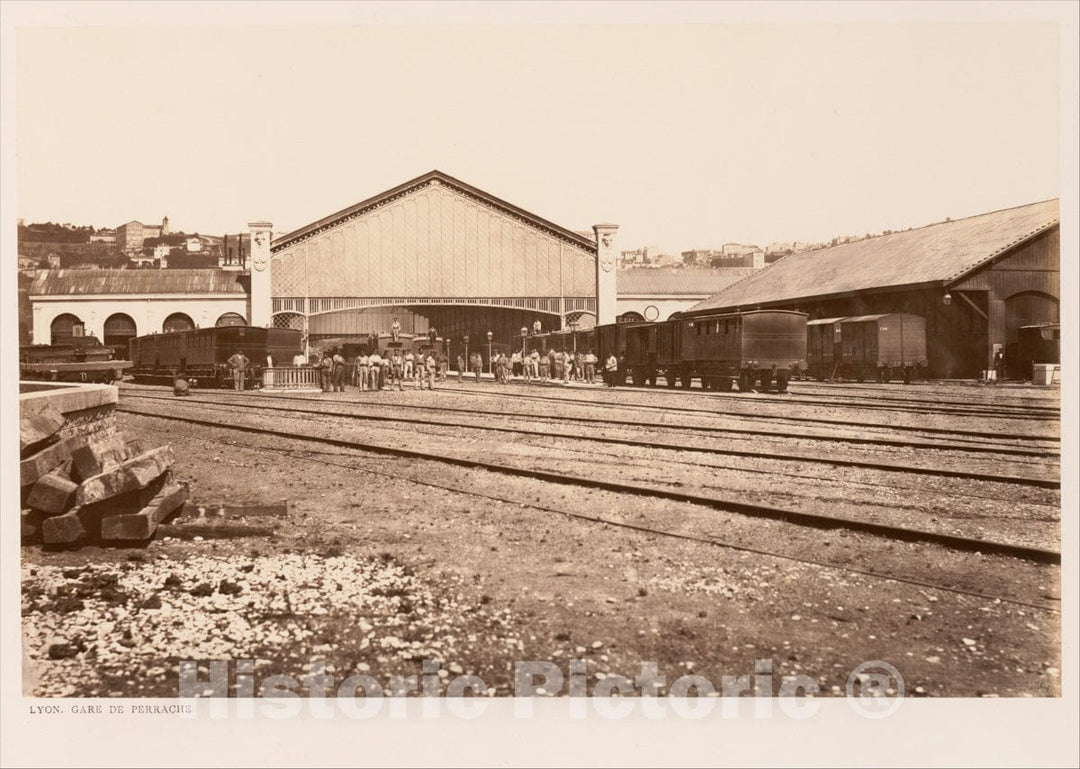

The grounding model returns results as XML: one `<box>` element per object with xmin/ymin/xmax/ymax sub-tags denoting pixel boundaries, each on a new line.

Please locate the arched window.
<box><xmin>50</xmin><ymin>313</ymin><xmax>84</xmax><ymax>345</ymax></box>
<box><xmin>215</xmin><ymin>312</ymin><xmax>247</xmax><ymax>327</ymax></box>
<box><xmin>162</xmin><ymin>312</ymin><xmax>195</xmax><ymax>333</ymax></box>
<box><xmin>103</xmin><ymin>313</ymin><xmax>137</xmax><ymax>351</ymax></box>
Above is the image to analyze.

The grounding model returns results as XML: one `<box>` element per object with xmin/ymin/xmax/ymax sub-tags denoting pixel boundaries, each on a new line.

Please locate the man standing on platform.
<box><xmin>367</xmin><ymin>349</ymin><xmax>382</xmax><ymax>391</ymax></box>
<box><xmin>470</xmin><ymin>351</ymin><xmax>483</xmax><ymax>383</ymax></box>
<box><xmin>332</xmin><ymin>349</ymin><xmax>346</xmax><ymax>392</ymax></box>
<box><xmin>604</xmin><ymin>352</ymin><xmax>618</xmax><ymax>388</ymax></box>
<box><xmin>391</xmin><ymin>350</ymin><xmax>405</xmax><ymax>391</ymax></box>
<box><xmin>319</xmin><ymin>351</ymin><xmax>333</xmax><ymax>392</ymax></box>
<box><xmin>424</xmin><ymin>352</ymin><xmax>437</xmax><ymax>390</ymax></box>
<box><xmin>227</xmin><ymin>350</ymin><xmax>250</xmax><ymax>391</ymax></box>
<box><xmin>357</xmin><ymin>352</ymin><xmax>370</xmax><ymax>392</ymax></box>
<box><xmin>584</xmin><ymin>349</ymin><xmax>597</xmax><ymax>384</ymax></box>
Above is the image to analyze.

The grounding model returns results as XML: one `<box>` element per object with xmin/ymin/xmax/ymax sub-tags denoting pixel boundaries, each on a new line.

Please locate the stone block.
<box><xmin>21</xmin><ymin>509</ymin><xmax>43</xmax><ymax>542</ymax></box>
<box><xmin>27</xmin><ymin>470</ymin><xmax>78</xmax><ymax>515</ymax></box>
<box><xmin>20</xmin><ymin>438</ymin><xmax>75</xmax><ymax>487</ymax></box>
<box><xmin>101</xmin><ymin>483</ymin><xmax>189</xmax><ymax>541</ymax></box>
<box><xmin>41</xmin><ymin>508</ymin><xmax>87</xmax><ymax>545</ymax></box>
<box><xmin>19</xmin><ymin>406</ymin><xmax>65</xmax><ymax>456</ymax></box>
<box><xmin>70</xmin><ymin>434</ymin><xmax>136</xmax><ymax>481</ymax></box>
<box><xmin>75</xmin><ymin>446</ymin><xmax>175</xmax><ymax>506</ymax></box>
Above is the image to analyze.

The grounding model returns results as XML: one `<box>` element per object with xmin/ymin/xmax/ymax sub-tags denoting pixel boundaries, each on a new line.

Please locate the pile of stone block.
<box><xmin>20</xmin><ymin>405</ymin><xmax>188</xmax><ymax>546</ymax></box>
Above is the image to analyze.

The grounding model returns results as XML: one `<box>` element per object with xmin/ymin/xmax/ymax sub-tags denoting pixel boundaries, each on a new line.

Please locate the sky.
<box><xmin>7</xmin><ymin>2</ymin><xmax>1073</xmax><ymax>256</ymax></box>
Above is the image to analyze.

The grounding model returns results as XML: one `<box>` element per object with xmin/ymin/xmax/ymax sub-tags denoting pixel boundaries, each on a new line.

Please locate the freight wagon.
<box><xmin>836</xmin><ymin>313</ymin><xmax>927</xmax><ymax>382</ymax></box>
<box><xmin>19</xmin><ymin>335</ymin><xmax>131</xmax><ymax>384</ymax></box>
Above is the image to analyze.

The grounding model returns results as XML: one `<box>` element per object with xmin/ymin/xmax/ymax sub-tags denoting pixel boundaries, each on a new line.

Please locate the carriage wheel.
<box><xmin>759</xmin><ymin>370</ymin><xmax>772</xmax><ymax>392</ymax></box>
<box><xmin>666</xmin><ymin>372</ymin><xmax>677</xmax><ymax>388</ymax></box>
<box><xmin>681</xmin><ymin>372</ymin><xmax>693</xmax><ymax>389</ymax></box>
<box><xmin>720</xmin><ymin>377</ymin><xmax>733</xmax><ymax>392</ymax></box>
<box><xmin>776</xmin><ymin>371</ymin><xmax>790</xmax><ymax>393</ymax></box>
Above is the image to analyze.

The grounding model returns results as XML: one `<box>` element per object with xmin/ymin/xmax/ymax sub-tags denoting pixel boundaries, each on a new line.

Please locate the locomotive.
<box><xmin>806</xmin><ymin>313</ymin><xmax>927</xmax><ymax>382</ymax></box>
<box><xmin>19</xmin><ymin>334</ymin><xmax>131</xmax><ymax>384</ymax></box>
<box><xmin>128</xmin><ymin>326</ymin><xmax>304</xmax><ymax>388</ymax></box>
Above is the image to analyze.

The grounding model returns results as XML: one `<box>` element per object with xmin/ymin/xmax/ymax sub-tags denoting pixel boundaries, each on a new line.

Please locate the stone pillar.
<box><xmin>32</xmin><ymin>305</ymin><xmax>45</xmax><ymax>345</ymax></box>
<box><xmin>248</xmin><ymin>221</ymin><xmax>273</xmax><ymax>328</ymax></box>
<box><xmin>593</xmin><ymin>223</ymin><xmax>619</xmax><ymax>326</ymax></box>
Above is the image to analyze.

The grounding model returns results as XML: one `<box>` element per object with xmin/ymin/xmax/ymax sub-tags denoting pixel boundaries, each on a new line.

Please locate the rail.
<box><xmin>261</xmin><ymin>366</ymin><xmax>322</xmax><ymax>391</ymax></box>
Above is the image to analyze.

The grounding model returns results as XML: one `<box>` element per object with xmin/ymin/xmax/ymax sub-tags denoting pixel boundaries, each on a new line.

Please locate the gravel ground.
<box><xmin>21</xmin><ymin>380</ymin><xmax>1061</xmax><ymax>699</ymax></box>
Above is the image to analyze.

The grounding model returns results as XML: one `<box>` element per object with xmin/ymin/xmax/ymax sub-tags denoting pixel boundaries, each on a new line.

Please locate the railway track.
<box><xmin>789</xmin><ymin>383</ymin><xmax>1061</xmax><ymax>414</ymax></box>
<box><xmin>445</xmin><ymin>383</ymin><xmax>1060</xmax><ymax>444</ymax></box>
<box><xmin>792</xmin><ymin>379</ymin><xmax>1061</xmax><ymax>405</ymax></box>
<box><xmin>502</xmin><ymin>372</ymin><xmax>1061</xmax><ymax>419</ymax></box>
<box><xmin>118</xmin><ymin>400</ymin><xmax>1061</xmax><ymax>567</ymax></box>
<box><xmin>120</xmin><ymin>385</ymin><xmax>1058</xmax><ymax>458</ymax></box>
<box><xmin>120</xmin><ymin>392</ymin><xmax>1061</xmax><ymax>488</ymax></box>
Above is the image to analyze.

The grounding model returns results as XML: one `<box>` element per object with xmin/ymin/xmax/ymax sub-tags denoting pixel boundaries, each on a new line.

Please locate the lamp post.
<box><xmin>568</xmin><ymin>319</ymin><xmax>579</xmax><ymax>353</ymax></box>
<box><xmin>463</xmin><ymin>335</ymin><xmax>470</xmax><ymax>364</ymax></box>
<box><xmin>487</xmin><ymin>331</ymin><xmax>493</xmax><ymax>374</ymax></box>
<box><xmin>520</xmin><ymin>326</ymin><xmax>528</xmax><ymax>357</ymax></box>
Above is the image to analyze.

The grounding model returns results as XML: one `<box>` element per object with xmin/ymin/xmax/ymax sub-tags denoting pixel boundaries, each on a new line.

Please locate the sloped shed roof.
<box><xmin>617</xmin><ymin>268</ymin><xmax>760</xmax><ymax>295</ymax></box>
<box><xmin>688</xmin><ymin>199</ymin><xmax>1059</xmax><ymax>313</ymax></box>
<box><xmin>28</xmin><ymin>269</ymin><xmax>248</xmax><ymax>296</ymax></box>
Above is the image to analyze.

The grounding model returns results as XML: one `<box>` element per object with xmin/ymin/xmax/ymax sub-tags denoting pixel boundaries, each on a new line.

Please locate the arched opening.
<box><xmin>103</xmin><ymin>313</ymin><xmax>137</xmax><ymax>352</ymax></box>
<box><xmin>1004</xmin><ymin>291</ymin><xmax>1058</xmax><ymax>340</ymax></box>
<box><xmin>50</xmin><ymin>313</ymin><xmax>85</xmax><ymax>345</ymax></box>
<box><xmin>215</xmin><ymin>312</ymin><xmax>247</xmax><ymax>327</ymax></box>
<box><xmin>616</xmin><ymin>311</ymin><xmax>645</xmax><ymax>324</ymax></box>
<box><xmin>162</xmin><ymin>312</ymin><xmax>195</xmax><ymax>333</ymax></box>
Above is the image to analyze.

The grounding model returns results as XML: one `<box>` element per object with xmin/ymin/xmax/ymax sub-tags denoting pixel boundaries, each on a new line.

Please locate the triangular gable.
<box><xmin>273</xmin><ymin>170</ymin><xmax>596</xmax><ymax>254</ymax></box>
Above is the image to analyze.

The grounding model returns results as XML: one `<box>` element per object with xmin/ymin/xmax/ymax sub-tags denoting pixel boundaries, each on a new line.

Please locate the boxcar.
<box><xmin>129</xmin><ymin>326</ymin><xmax>303</xmax><ymax>388</ymax></box>
<box><xmin>806</xmin><ymin>317</ymin><xmax>847</xmax><ymax>380</ymax></box>
<box><xmin>837</xmin><ymin>313</ymin><xmax>927</xmax><ymax>382</ymax></box>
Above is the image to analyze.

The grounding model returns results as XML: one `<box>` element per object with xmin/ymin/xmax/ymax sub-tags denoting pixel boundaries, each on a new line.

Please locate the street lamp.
<box><xmin>487</xmin><ymin>330</ymin><xmax>493</xmax><ymax>374</ymax></box>
<box><xmin>463</xmin><ymin>335</ymin><xmax>470</xmax><ymax>363</ymax></box>
<box><xmin>520</xmin><ymin>326</ymin><xmax>528</xmax><ymax>357</ymax></box>
<box><xmin>567</xmin><ymin>319</ymin><xmax>579</xmax><ymax>353</ymax></box>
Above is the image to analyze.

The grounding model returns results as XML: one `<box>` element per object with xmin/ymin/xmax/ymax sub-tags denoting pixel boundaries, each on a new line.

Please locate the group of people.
<box><xmin>227</xmin><ymin>343</ymin><xmax>622</xmax><ymax>393</ymax></box>
<box><xmin>316</xmin><ymin>348</ymin><xmax>441</xmax><ymax>393</ymax></box>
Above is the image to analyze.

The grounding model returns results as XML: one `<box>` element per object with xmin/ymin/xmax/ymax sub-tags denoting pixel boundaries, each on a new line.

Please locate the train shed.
<box><xmin>686</xmin><ymin>199</ymin><xmax>1060</xmax><ymax>379</ymax></box>
<box><xmin>266</xmin><ymin>170</ymin><xmax>618</xmax><ymax>364</ymax></box>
